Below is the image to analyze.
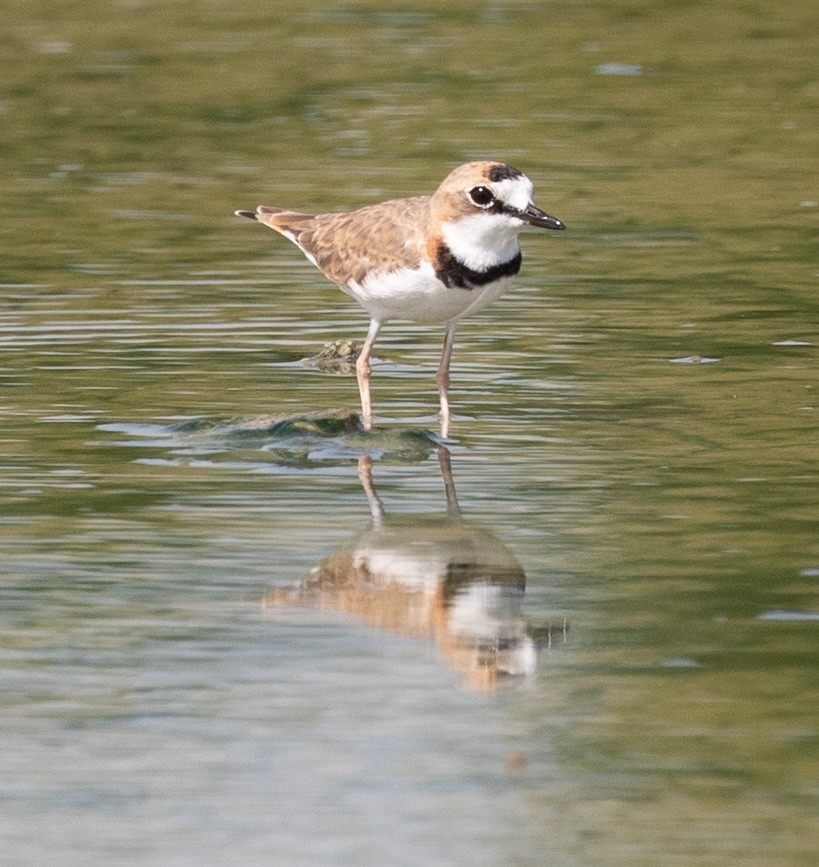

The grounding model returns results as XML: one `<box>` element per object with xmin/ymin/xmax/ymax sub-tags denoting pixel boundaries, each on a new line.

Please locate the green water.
<box><xmin>1</xmin><ymin>2</ymin><xmax>817</xmax><ymax>864</ymax></box>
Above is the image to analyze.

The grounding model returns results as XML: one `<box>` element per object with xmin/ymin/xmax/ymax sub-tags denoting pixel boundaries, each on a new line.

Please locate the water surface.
<box><xmin>1</xmin><ymin>2</ymin><xmax>817</xmax><ymax>864</ymax></box>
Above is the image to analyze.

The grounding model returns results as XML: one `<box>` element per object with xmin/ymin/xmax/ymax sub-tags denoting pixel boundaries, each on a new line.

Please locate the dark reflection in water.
<box><xmin>267</xmin><ymin>448</ymin><xmax>566</xmax><ymax>692</ymax></box>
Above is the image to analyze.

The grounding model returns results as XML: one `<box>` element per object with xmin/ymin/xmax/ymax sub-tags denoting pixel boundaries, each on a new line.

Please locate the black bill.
<box><xmin>520</xmin><ymin>203</ymin><xmax>565</xmax><ymax>230</ymax></box>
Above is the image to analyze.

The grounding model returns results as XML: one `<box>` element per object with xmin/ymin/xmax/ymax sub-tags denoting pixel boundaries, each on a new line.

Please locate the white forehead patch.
<box><xmin>490</xmin><ymin>175</ymin><xmax>534</xmax><ymax>211</ymax></box>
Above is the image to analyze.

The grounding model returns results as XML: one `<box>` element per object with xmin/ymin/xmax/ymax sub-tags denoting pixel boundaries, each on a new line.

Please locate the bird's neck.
<box><xmin>439</xmin><ymin>214</ymin><xmax>522</xmax><ymax>272</ymax></box>
<box><xmin>432</xmin><ymin>241</ymin><xmax>522</xmax><ymax>290</ymax></box>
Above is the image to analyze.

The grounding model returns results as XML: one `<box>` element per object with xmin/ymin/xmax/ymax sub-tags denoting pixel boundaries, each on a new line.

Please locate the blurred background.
<box><xmin>1</xmin><ymin>2</ymin><xmax>817</xmax><ymax>864</ymax></box>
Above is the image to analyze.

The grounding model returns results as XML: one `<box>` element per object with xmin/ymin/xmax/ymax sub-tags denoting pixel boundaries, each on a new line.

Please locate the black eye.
<box><xmin>468</xmin><ymin>186</ymin><xmax>495</xmax><ymax>207</ymax></box>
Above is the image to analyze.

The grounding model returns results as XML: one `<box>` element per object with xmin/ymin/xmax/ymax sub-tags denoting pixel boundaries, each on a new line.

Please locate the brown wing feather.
<box><xmin>256</xmin><ymin>197</ymin><xmax>431</xmax><ymax>286</ymax></box>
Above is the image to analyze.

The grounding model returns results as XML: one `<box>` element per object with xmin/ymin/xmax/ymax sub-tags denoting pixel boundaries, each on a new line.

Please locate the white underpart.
<box><xmin>343</xmin><ymin>261</ymin><xmax>516</xmax><ymax>325</ymax></box>
<box><xmin>346</xmin><ymin>261</ymin><xmax>465</xmax><ymax>323</ymax></box>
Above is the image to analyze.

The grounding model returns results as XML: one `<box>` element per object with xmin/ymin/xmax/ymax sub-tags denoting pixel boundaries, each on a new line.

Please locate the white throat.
<box><xmin>440</xmin><ymin>213</ymin><xmax>522</xmax><ymax>271</ymax></box>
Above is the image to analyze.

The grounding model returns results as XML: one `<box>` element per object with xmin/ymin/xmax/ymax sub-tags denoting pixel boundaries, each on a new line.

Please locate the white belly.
<box><xmin>342</xmin><ymin>262</ymin><xmax>515</xmax><ymax>324</ymax></box>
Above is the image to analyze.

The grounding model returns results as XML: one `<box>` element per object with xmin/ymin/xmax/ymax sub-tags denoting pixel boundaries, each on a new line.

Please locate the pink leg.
<box><xmin>355</xmin><ymin>318</ymin><xmax>382</xmax><ymax>430</ymax></box>
<box><xmin>436</xmin><ymin>322</ymin><xmax>457</xmax><ymax>438</ymax></box>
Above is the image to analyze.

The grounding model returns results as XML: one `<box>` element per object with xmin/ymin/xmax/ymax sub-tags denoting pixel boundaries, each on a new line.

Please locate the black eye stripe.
<box><xmin>490</xmin><ymin>200</ymin><xmax>522</xmax><ymax>218</ymax></box>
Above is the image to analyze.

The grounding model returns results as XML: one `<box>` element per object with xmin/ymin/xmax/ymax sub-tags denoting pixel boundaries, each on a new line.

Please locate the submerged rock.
<box><xmin>307</xmin><ymin>339</ymin><xmax>362</xmax><ymax>374</ymax></box>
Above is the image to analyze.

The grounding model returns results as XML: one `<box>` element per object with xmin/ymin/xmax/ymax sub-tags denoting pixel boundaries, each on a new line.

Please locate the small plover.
<box><xmin>235</xmin><ymin>161</ymin><xmax>565</xmax><ymax>437</ymax></box>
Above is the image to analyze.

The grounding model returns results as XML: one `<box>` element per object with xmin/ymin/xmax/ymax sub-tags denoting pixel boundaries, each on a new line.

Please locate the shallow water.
<box><xmin>2</xmin><ymin>2</ymin><xmax>817</xmax><ymax>864</ymax></box>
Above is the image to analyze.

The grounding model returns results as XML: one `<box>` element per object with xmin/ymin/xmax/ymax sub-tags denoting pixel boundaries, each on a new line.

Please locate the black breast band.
<box><xmin>434</xmin><ymin>243</ymin><xmax>522</xmax><ymax>290</ymax></box>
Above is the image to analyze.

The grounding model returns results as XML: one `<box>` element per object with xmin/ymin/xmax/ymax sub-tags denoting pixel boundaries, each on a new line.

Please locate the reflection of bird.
<box><xmin>235</xmin><ymin>161</ymin><xmax>565</xmax><ymax>437</ymax></box>
<box><xmin>265</xmin><ymin>449</ymin><xmax>566</xmax><ymax>692</ymax></box>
